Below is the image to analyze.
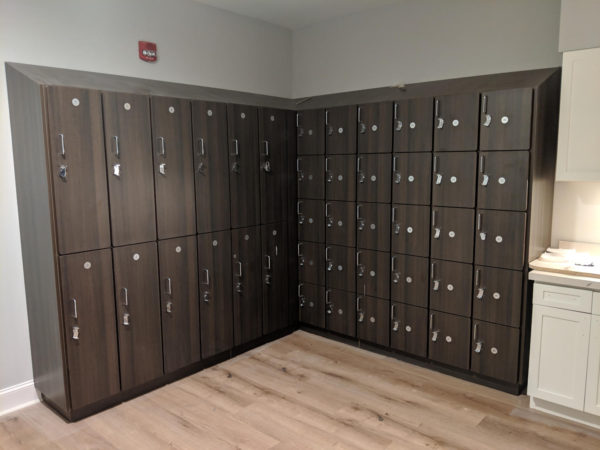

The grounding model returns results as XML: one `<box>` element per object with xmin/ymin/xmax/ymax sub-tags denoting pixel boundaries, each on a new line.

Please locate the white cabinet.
<box><xmin>585</xmin><ymin>316</ymin><xmax>600</xmax><ymax>415</ymax></box>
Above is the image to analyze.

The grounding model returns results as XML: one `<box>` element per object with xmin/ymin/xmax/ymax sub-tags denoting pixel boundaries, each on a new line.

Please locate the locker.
<box><xmin>325</xmin><ymin>244</ymin><xmax>355</xmax><ymax>291</ymax></box>
<box><xmin>325</xmin><ymin>201</ymin><xmax>356</xmax><ymax>247</ymax></box>
<box><xmin>262</xmin><ymin>223</ymin><xmax>289</xmax><ymax>334</ymax></box>
<box><xmin>390</xmin><ymin>302</ymin><xmax>428</xmax><ymax>358</ymax></box>
<box><xmin>430</xmin><ymin>260</ymin><xmax>473</xmax><ymax>317</ymax></box>
<box><xmin>228</xmin><ymin>104</ymin><xmax>261</xmax><ymax>228</ymax></box>
<box><xmin>158</xmin><ymin>236</ymin><xmax>200</xmax><ymax>373</ymax></box>
<box><xmin>479</xmin><ymin>88</ymin><xmax>533</xmax><ymax>151</ymax></box>
<box><xmin>478</xmin><ymin>151</ymin><xmax>529</xmax><ymax>211</ymax></box>
<box><xmin>151</xmin><ymin>96</ymin><xmax>196</xmax><ymax>239</ymax></box>
<box><xmin>392</xmin><ymin>153</ymin><xmax>432</xmax><ymax>205</ymax></box>
<box><xmin>231</xmin><ymin>226</ymin><xmax>263</xmax><ymax>346</ymax></box>
<box><xmin>431</xmin><ymin>207</ymin><xmax>474</xmax><ymax>264</ymax></box>
<box><xmin>198</xmin><ymin>231</ymin><xmax>233</xmax><ymax>359</ymax></box>
<box><xmin>298</xmin><ymin>241</ymin><xmax>325</xmax><ymax>286</ymax></box>
<box><xmin>390</xmin><ymin>254</ymin><xmax>429</xmax><ymax>307</ymax></box>
<box><xmin>297</xmin><ymin>109</ymin><xmax>325</xmax><ymax>155</ymax></box>
<box><xmin>191</xmin><ymin>101</ymin><xmax>231</xmax><ymax>233</ymax></box>
<box><xmin>357</xmin><ymin>203</ymin><xmax>390</xmax><ymax>252</ymax></box>
<box><xmin>357</xmin><ymin>296</ymin><xmax>390</xmax><ymax>346</ymax></box>
<box><xmin>475</xmin><ymin>210</ymin><xmax>527</xmax><ymax>270</ymax></box>
<box><xmin>46</xmin><ymin>86</ymin><xmax>110</xmax><ymax>254</ymax></box>
<box><xmin>297</xmin><ymin>155</ymin><xmax>325</xmax><ymax>199</ymax></box>
<box><xmin>113</xmin><ymin>242</ymin><xmax>163</xmax><ymax>390</ymax></box>
<box><xmin>432</xmin><ymin>152</ymin><xmax>477</xmax><ymax>208</ymax></box>
<box><xmin>393</xmin><ymin>97</ymin><xmax>434</xmax><ymax>152</ymax></box>
<box><xmin>473</xmin><ymin>266</ymin><xmax>523</xmax><ymax>328</ymax></box>
<box><xmin>103</xmin><ymin>92</ymin><xmax>156</xmax><ymax>246</ymax></box>
<box><xmin>325</xmin><ymin>288</ymin><xmax>356</xmax><ymax>337</ymax></box>
<box><xmin>59</xmin><ymin>249</ymin><xmax>119</xmax><ymax>410</ymax></box>
<box><xmin>356</xmin><ymin>154</ymin><xmax>392</xmax><ymax>203</ymax></box>
<box><xmin>428</xmin><ymin>311</ymin><xmax>470</xmax><ymax>370</ymax></box>
<box><xmin>391</xmin><ymin>204</ymin><xmax>430</xmax><ymax>257</ymax></box>
<box><xmin>471</xmin><ymin>321</ymin><xmax>520</xmax><ymax>383</ymax></box>
<box><xmin>325</xmin><ymin>106</ymin><xmax>357</xmax><ymax>155</ymax></box>
<box><xmin>326</xmin><ymin>155</ymin><xmax>356</xmax><ymax>201</ymax></box>
<box><xmin>357</xmin><ymin>102</ymin><xmax>393</xmax><ymax>153</ymax></box>
<box><xmin>297</xmin><ymin>199</ymin><xmax>325</xmax><ymax>243</ymax></box>
<box><xmin>356</xmin><ymin>249</ymin><xmax>390</xmax><ymax>299</ymax></box>
<box><xmin>433</xmin><ymin>93</ymin><xmax>480</xmax><ymax>152</ymax></box>
<box><xmin>299</xmin><ymin>283</ymin><xmax>326</xmax><ymax>328</ymax></box>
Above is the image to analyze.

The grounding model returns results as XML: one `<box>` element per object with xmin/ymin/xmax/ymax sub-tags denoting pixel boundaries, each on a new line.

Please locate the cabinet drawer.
<box><xmin>533</xmin><ymin>283</ymin><xmax>592</xmax><ymax>313</ymax></box>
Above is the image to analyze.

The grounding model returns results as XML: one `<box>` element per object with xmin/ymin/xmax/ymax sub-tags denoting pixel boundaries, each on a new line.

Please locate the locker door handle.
<box><xmin>198</xmin><ymin>137</ymin><xmax>206</xmax><ymax>156</ymax></box>
<box><xmin>477</xmin><ymin>213</ymin><xmax>487</xmax><ymax>240</ymax></box>
<box><xmin>164</xmin><ymin>277</ymin><xmax>172</xmax><ymax>296</ymax></box>
<box><xmin>237</xmin><ymin>261</ymin><xmax>243</xmax><ymax>278</ymax></box>
<box><xmin>433</xmin><ymin>227</ymin><xmax>441</xmax><ymax>239</ymax></box>
<box><xmin>72</xmin><ymin>326</ymin><xmax>80</xmax><ymax>340</ymax></box>
<box><xmin>113</xmin><ymin>163</ymin><xmax>121</xmax><ymax>177</ymax></box>
<box><xmin>357</xmin><ymin>157</ymin><xmax>365</xmax><ymax>183</ymax></box>
<box><xmin>203</xmin><ymin>291</ymin><xmax>210</xmax><ymax>303</ymax></box>
<box><xmin>481</xmin><ymin>174</ymin><xmax>489</xmax><ymax>186</ymax></box>
<box><xmin>262</xmin><ymin>140</ymin><xmax>270</xmax><ymax>157</ymax></box>
<box><xmin>58</xmin><ymin>133</ymin><xmax>66</xmax><ymax>157</ymax></box>
<box><xmin>159</xmin><ymin>163</ymin><xmax>166</xmax><ymax>176</ymax></box>
<box><xmin>265</xmin><ymin>255</ymin><xmax>272</xmax><ymax>270</ymax></box>
<box><xmin>296</xmin><ymin>158</ymin><xmax>304</xmax><ymax>181</ymax></box>
<box><xmin>72</xmin><ymin>298</ymin><xmax>78</xmax><ymax>319</ymax></box>
<box><xmin>123</xmin><ymin>312</ymin><xmax>130</xmax><ymax>326</ymax></box>
<box><xmin>201</xmin><ymin>268</ymin><xmax>210</xmax><ymax>286</ymax></box>
<box><xmin>231</xmin><ymin>139</ymin><xmax>239</xmax><ymax>156</ymax></box>
<box><xmin>166</xmin><ymin>301</ymin><xmax>173</xmax><ymax>313</ymax></box>
<box><xmin>436</xmin><ymin>118</ymin><xmax>444</xmax><ymax>129</ymax></box>
<box><xmin>157</xmin><ymin>137</ymin><xmax>166</xmax><ymax>156</ymax></box>
<box><xmin>356</xmin><ymin>297</ymin><xmax>364</xmax><ymax>322</ymax></box>
<box><xmin>392</xmin><ymin>303</ymin><xmax>399</xmax><ymax>332</ymax></box>
<box><xmin>476</xmin><ymin>288</ymin><xmax>485</xmax><ymax>299</ymax></box>
<box><xmin>356</xmin><ymin>252</ymin><xmax>365</xmax><ymax>277</ymax></box>
<box><xmin>121</xmin><ymin>287</ymin><xmax>128</xmax><ymax>306</ymax></box>
<box><xmin>393</xmin><ymin>156</ymin><xmax>401</xmax><ymax>183</ymax></box>
<box><xmin>435</xmin><ymin>173</ymin><xmax>442</xmax><ymax>185</ymax></box>
<box><xmin>112</xmin><ymin>136</ymin><xmax>120</xmax><ymax>158</ymax></box>
<box><xmin>325</xmin><ymin>157</ymin><xmax>333</xmax><ymax>183</ymax></box>
<box><xmin>325</xmin><ymin>247</ymin><xmax>334</xmax><ymax>272</ymax></box>
<box><xmin>432</xmin><ymin>280</ymin><xmax>440</xmax><ymax>291</ymax></box>
<box><xmin>473</xmin><ymin>323</ymin><xmax>483</xmax><ymax>353</ymax></box>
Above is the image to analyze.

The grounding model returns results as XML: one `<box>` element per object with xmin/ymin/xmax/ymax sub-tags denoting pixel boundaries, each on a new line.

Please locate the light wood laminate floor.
<box><xmin>2</xmin><ymin>330</ymin><xmax>600</xmax><ymax>449</ymax></box>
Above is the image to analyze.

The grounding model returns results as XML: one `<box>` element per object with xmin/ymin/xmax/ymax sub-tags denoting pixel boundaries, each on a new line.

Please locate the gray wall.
<box><xmin>559</xmin><ymin>0</ymin><xmax>600</xmax><ymax>51</ymax></box>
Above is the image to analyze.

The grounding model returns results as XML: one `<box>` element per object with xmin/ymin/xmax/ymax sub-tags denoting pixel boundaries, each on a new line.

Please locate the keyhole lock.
<box><xmin>475</xmin><ymin>341</ymin><xmax>483</xmax><ymax>353</ymax></box>
<box><xmin>72</xmin><ymin>326</ymin><xmax>80</xmax><ymax>340</ymax></box>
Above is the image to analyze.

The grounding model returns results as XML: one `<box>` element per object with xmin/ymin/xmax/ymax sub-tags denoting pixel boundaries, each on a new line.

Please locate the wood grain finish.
<box><xmin>325</xmin><ymin>155</ymin><xmax>356</xmax><ymax>201</ymax></box>
<box><xmin>478</xmin><ymin>151</ymin><xmax>530</xmax><ymax>211</ymax></box>
<box><xmin>296</xmin><ymin>109</ymin><xmax>325</xmax><ymax>155</ymax></box>
<box><xmin>390</xmin><ymin>254</ymin><xmax>429</xmax><ymax>307</ymax></box>
<box><xmin>434</xmin><ymin>93</ymin><xmax>480</xmax><ymax>152</ymax></box>
<box><xmin>393</xmin><ymin>97</ymin><xmax>434</xmax><ymax>152</ymax></box>
<box><xmin>357</xmin><ymin>102</ymin><xmax>393</xmax><ymax>154</ymax></box>
<box><xmin>356</xmin><ymin>249</ymin><xmax>390</xmax><ymax>300</ymax></box>
<box><xmin>325</xmin><ymin>105</ymin><xmax>357</xmax><ymax>155</ymax></box>
<box><xmin>261</xmin><ymin>223</ymin><xmax>289</xmax><ymax>334</ymax></box>
<box><xmin>325</xmin><ymin>200</ymin><xmax>355</xmax><ymax>247</ymax></box>
<box><xmin>432</xmin><ymin>151</ymin><xmax>477</xmax><ymax>208</ymax></box>
<box><xmin>357</xmin><ymin>296</ymin><xmax>389</xmax><ymax>346</ymax></box>
<box><xmin>473</xmin><ymin>266</ymin><xmax>523</xmax><ymax>328</ymax></box>
<box><xmin>297</xmin><ymin>155</ymin><xmax>325</xmax><ymax>199</ymax></box>
<box><xmin>391</xmin><ymin>302</ymin><xmax>428</xmax><ymax>358</ymax></box>
<box><xmin>357</xmin><ymin>154</ymin><xmax>392</xmax><ymax>203</ymax></box>
<box><xmin>298</xmin><ymin>241</ymin><xmax>325</xmax><ymax>286</ymax></box>
<box><xmin>392</xmin><ymin>153</ymin><xmax>432</xmax><ymax>205</ymax></box>
<box><xmin>325</xmin><ymin>244</ymin><xmax>355</xmax><ymax>292</ymax></box>
<box><xmin>391</xmin><ymin>204</ymin><xmax>430</xmax><ymax>257</ymax></box>
<box><xmin>325</xmin><ymin>288</ymin><xmax>356</xmax><ymax>337</ymax></box>
<box><xmin>475</xmin><ymin>210</ymin><xmax>527</xmax><ymax>270</ymax></box>
<box><xmin>471</xmin><ymin>321</ymin><xmax>520</xmax><ymax>383</ymax></box>
<box><xmin>429</xmin><ymin>311</ymin><xmax>471</xmax><ymax>370</ymax></box>
<box><xmin>299</xmin><ymin>283</ymin><xmax>325</xmax><ymax>328</ymax></box>
<box><xmin>430</xmin><ymin>259</ymin><xmax>473</xmax><ymax>317</ymax></box>
<box><xmin>356</xmin><ymin>203</ymin><xmax>390</xmax><ymax>252</ymax></box>
<box><xmin>431</xmin><ymin>207</ymin><xmax>474</xmax><ymax>264</ymax></box>
<box><xmin>297</xmin><ymin>199</ymin><xmax>325</xmax><ymax>243</ymax></box>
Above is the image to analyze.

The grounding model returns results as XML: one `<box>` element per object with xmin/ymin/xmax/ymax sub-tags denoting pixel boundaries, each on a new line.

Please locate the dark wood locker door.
<box><xmin>298</xmin><ymin>241</ymin><xmax>325</xmax><ymax>286</ymax></box>
<box><xmin>325</xmin><ymin>244</ymin><xmax>355</xmax><ymax>291</ymax></box>
<box><xmin>151</xmin><ymin>96</ymin><xmax>196</xmax><ymax>239</ymax></box>
<box><xmin>59</xmin><ymin>249</ymin><xmax>120</xmax><ymax>410</ymax></box>
<box><xmin>356</xmin><ymin>250</ymin><xmax>390</xmax><ymax>300</ymax></box>
<box><xmin>113</xmin><ymin>242</ymin><xmax>163</xmax><ymax>390</ymax></box>
<box><xmin>430</xmin><ymin>260</ymin><xmax>472</xmax><ymax>317</ymax></box>
<box><xmin>357</xmin><ymin>203</ymin><xmax>390</xmax><ymax>252</ymax></box>
<box><xmin>228</xmin><ymin>104</ymin><xmax>261</xmax><ymax>228</ymax></box>
<box><xmin>357</xmin><ymin>154</ymin><xmax>392</xmax><ymax>203</ymax></box>
<box><xmin>103</xmin><ymin>92</ymin><xmax>156</xmax><ymax>246</ymax></box>
<box><xmin>471</xmin><ymin>321</ymin><xmax>520</xmax><ymax>383</ymax></box>
<box><xmin>432</xmin><ymin>152</ymin><xmax>477</xmax><ymax>208</ymax></box>
<box><xmin>326</xmin><ymin>155</ymin><xmax>356</xmax><ymax>201</ymax></box>
<box><xmin>392</xmin><ymin>153</ymin><xmax>432</xmax><ymax>205</ymax></box>
<box><xmin>191</xmin><ymin>101</ymin><xmax>231</xmax><ymax>233</ymax></box>
<box><xmin>393</xmin><ymin>98</ymin><xmax>434</xmax><ymax>152</ymax></box>
<box><xmin>357</xmin><ymin>296</ymin><xmax>389</xmax><ymax>346</ymax></box>
<box><xmin>473</xmin><ymin>266</ymin><xmax>522</xmax><ymax>328</ymax></box>
<box><xmin>299</xmin><ymin>283</ymin><xmax>325</xmax><ymax>328</ymax></box>
<box><xmin>431</xmin><ymin>207</ymin><xmax>474</xmax><ymax>264</ymax></box>
<box><xmin>390</xmin><ymin>302</ymin><xmax>428</xmax><ymax>358</ymax></box>
<box><xmin>433</xmin><ymin>93</ymin><xmax>479</xmax><ymax>152</ymax></box>
<box><xmin>475</xmin><ymin>210</ymin><xmax>526</xmax><ymax>270</ymax></box>
<box><xmin>391</xmin><ymin>205</ymin><xmax>430</xmax><ymax>257</ymax></box>
<box><xmin>391</xmin><ymin>254</ymin><xmax>429</xmax><ymax>307</ymax></box>
<box><xmin>428</xmin><ymin>311</ymin><xmax>470</xmax><ymax>370</ymax></box>
<box><xmin>262</xmin><ymin>223</ymin><xmax>289</xmax><ymax>335</ymax></box>
<box><xmin>478</xmin><ymin>151</ymin><xmax>529</xmax><ymax>211</ymax></box>
<box><xmin>479</xmin><ymin>88</ymin><xmax>533</xmax><ymax>151</ymax></box>
<box><xmin>297</xmin><ymin>109</ymin><xmax>325</xmax><ymax>155</ymax></box>
<box><xmin>325</xmin><ymin>201</ymin><xmax>355</xmax><ymax>247</ymax></box>
<box><xmin>357</xmin><ymin>102</ymin><xmax>393</xmax><ymax>153</ymax></box>
<box><xmin>325</xmin><ymin>289</ymin><xmax>356</xmax><ymax>337</ymax></box>
<box><xmin>46</xmin><ymin>86</ymin><xmax>110</xmax><ymax>254</ymax></box>
<box><xmin>297</xmin><ymin>199</ymin><xmax>325</xmax><ymax>243</ymax></box>
<box><xmin>326</xmin><ymin>106</ymin><xmax>357</xmax><ymax>155</ymax></box>
<box><xmin>158</xmin><ymin>236</ymin><xmax>200</xmax><ymax>373</ymax></box>
<box><xmin>297</xmin><ymin>156</ymin><xmax>324</xmax><ymax>199</ymax></box>
<box><xmin>231</xmin><ymin>227</ymin><xmax>263</xmax><ymax>346</ymax></box>
<box><xmin>198</xmin><ymin>231</ymin><xmax>233</xmax><ymax>358</ymax></box>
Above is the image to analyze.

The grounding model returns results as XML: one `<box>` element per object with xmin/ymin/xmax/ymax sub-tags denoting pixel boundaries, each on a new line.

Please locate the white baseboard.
<box><xmin>0</xmin><ymin>380</ymin><xmax>39</xmax><ymax>416</ymax></box>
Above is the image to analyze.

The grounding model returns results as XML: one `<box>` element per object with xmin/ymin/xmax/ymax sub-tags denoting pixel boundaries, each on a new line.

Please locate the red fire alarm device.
<box><xmin>138</xmin><ymin>41</ymin><xmax>157</xmax><ymax>62</ymax></box>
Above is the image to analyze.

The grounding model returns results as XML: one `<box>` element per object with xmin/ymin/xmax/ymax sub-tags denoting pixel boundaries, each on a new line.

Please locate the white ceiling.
<box><xmin>193</xmin><ymin>0</ymin><xmax>402</xmax><ymax>30</ymax></box>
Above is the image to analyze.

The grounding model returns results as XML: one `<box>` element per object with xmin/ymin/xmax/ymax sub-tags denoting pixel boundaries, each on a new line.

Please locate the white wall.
<box><xmin>559</xmin><ymin>0</ymin><xmax>600</xmax><ymax>51</ymax></box>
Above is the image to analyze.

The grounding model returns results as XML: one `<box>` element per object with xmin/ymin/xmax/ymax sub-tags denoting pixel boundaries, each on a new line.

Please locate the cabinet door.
<box><xmin>262</xmin><ymin>223</ymin><xmax>289</xmax><ymax>335</ymax></box>
<box><xmin>158</xmin><ymin>236</ymin><xmax>200</xmax><ymax>373</ymax></box>
<box><xmin>59</xmin><ymin>249</ymin><xmax>120</xmax><ymax>410</ymax></box>
<box><xmin>471</xmin><ymin>321</ymin><xmax>520</xmax><ymax>383</ymax></box>
<box><xmin>528</xmin><ymin>305</ymin><xmax>590</xmax><ymax>409</ymax></box>
<box><xmin>357</xmin><ymin>203</ymin><xmax>390</xmax><ymax>252</ymax></box>
<box><xmin>326</xmin><ymin>155</ymin><xmax>356</xmax><ymax>201</ymax></box>
<box><xmin>151</xmin><ymin>96</ymin><xmax>196</xmax><ymax>239</ymax></box>
<box><xmin>232</xmin><ymin>227</ymin><xmax>262</xmax><ymax>346</ymax></box>
<box><xmin>357</xmin><ymin>102</ymin><xmax>393</xmax><ymax>153</ymax></box>
<box><xmin>325</xmin><ymin>289</ymin><xmax>356</xmax><ymax>337</ymax></box>
<box><xmin>297</xmin><ymin>109</ymin><xmax>325</xmax><ymax>155</ymax></box>
<box><xmin>391</xmin><ymin>254</ymin><xmax>429</xmax><ymax>307</ymax></box>
<box><xmin>325</xmin><ymin>244</ymin><xmax>355</xmax><ymax>291</ymax></box>
<box><xmin>393</xmin><ymin>98</ymin><xmax>434</xmax><ymax>152</ymax></box>
<box><xmin>479</xmin><ymin>88</ymin><xmax>533</xmax><ymax>151</ymax></box>
<box><xmin>431</xmin><ymin>207</ymin><xmax>474</xmax><ymax>264</ymax></box>
<box><xmin>326</xmin><ymin>106</ymin><xmax>357</xmax><ymax>155</ymax></box>
<box><xmin>103</xmin><ymin>92</ymin><xmax>156</xmax><ymax>246</ymax></box>
<box><xmin>392</xmin><ymin>153</ymin><xmax>431</xmax><ymax>205</ymax></box>
<box><xmin>198</xmin><ymin>231</ymin><xmax>233</xmax><ymax>358</ymax></box>
<box><xmin>433</xmin><ymin>93</ymin><xmax>479</xmax><ymax>152</ymax></box>
<box><xmin>357</xmin><ymin>154</ymin><xmax>392</xmax><ymax>203</ymax></box>
<box><xmin>357</xmin><ymin>296</ymin><xmax>390</xmax><ymax>346</ymax></box>
<box><xmin>391</xmin><ymin>205</ymin><xmax>430</xmax><ymax>257</ymax></box>
<box><xmin>429</xmin><ymin>311</ymin><xmax>470</xmax><ymax>370</ymax></box>
<box><xmin>391</xmin><ymin>303</ymin><xmax>428</xmax><ymax>358</ymax></box>
<box><xmin>113</xmin><ymin>242</ymin><xmax>163</xmax><ymax>390</ymax></box>
<box><xmin>356</xmin><ymin>250</ymin><xmax>390</xmax><ymax>299</ymax></box>
<box><xmin>297</xmin><ymin>156</ymin><xmax>324</xmax><ymax>199</ymax></box>
<box><xmin>228</xmin><ymin>105</ymin><xmax>261</xmax><ymax>228</ymax></box>
<box><xmin>430</xmin><ymin>260</ymin><xmax>472</xmax><ymax>317</ymax></box>
<box><xmin>473</xmin><ymin>266</ymin><xmax>522</xmax><ymax>327</ymax></box>
<box><xmin>46</xmin><ymin>86</ymin><xmax>110</xmax><ymax>254</ymax></box>
<box><xmin>432</xmin><ymin>152</ymin><xmax>477</xmax><ymax>208</ymax></box>
<box><xmin>298</xmin><ymin>242</ymin><xmax>325</xmax><ymax>286</ymax></box>
<box><xmin>191</xmin><ymin>101</ymin><xmax>231</xmax><ymax>233</ymax></box>
<box><xmin>299</xmin><ymin>283</ymin><xmax>325</xmax><ymax>328</ymax></box>
<box><xmin>585</xmin><ymin>316</ymin><xmax>600</xmax><ymax>416</ymax></box>
<box><xmin>475</xmin><ymin>210</ymin><xmax>526</xmax><ymax>270</ymax></box>
<box><xmin>297</xmin><ymin>199</ymin><xmax>325</xmax><ymax>243</ymax></box>
<box><xmin>478</xmin><ymin>151</ymin><xmax>529</xmax><ymax>211</ymax></box>
<box><xmin>259</xmin><ymin>108</ymin><xmax>287</xmax><ymax>224</ymax></box>
<box><xmin>325</xmin><ymin>201</ymin><xmax>356</xmax><ymax>247</ymax></box>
